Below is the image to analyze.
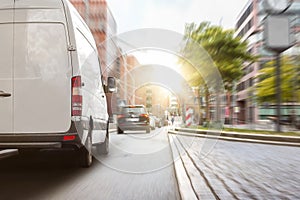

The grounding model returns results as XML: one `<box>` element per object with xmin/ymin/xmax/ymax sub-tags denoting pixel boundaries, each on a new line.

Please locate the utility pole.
<box><xmin>275</xmin><ymin>53</ymin><xmax>282</xmax><ymax>132</ymax></box>
<box><xmin>263</xmin><ymin>0</ymin><xmax>295</xmax><ymax>132</ymax></box>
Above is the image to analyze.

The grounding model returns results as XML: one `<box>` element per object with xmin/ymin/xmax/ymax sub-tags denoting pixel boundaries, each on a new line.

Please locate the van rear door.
<box><xmin>0</xmin><ymin>1</ymin><xmax>14</xmax><ymax>133</ymax></box>
<box><xmin>13</xmin><ymin>2</ymin><xmax>71</xmax><ymax>133</ymax></box>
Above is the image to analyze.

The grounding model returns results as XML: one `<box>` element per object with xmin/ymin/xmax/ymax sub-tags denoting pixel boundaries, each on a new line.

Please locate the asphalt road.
<box><xmin>0</xmin><ymin>127</ymin><xmax>180</xmax><ymax>200</ymax></box>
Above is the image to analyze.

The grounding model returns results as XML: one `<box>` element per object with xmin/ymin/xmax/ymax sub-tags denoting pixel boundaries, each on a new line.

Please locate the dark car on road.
<box><xmin>117</xmin><ymin>105</ymin><xmax>151</xmax><ymax>134</ymax></box>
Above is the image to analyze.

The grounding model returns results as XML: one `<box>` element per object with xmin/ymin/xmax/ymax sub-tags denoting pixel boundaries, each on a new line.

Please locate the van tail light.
<box><xmin>63</xmin><ymin>135</ymin><xmax>76</xmax><ymax>141</ymax></box>
<box><xmin>72</xmin><ymin>76</ymin><xmax>82</xmax><ymax>116</ymax></box>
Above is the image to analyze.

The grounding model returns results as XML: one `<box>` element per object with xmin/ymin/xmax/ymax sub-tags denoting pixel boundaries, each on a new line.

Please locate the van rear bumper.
<box><xmin>0</xmin><ymin>142</ymin><xmax>62</xmax><ymax>149</ymax></box>
<box><xmin>0</xmin><ymin>133</ymin><xmax>82</xmax><ymax>149</ymax></box>
<box><xmin>0</xmin><ymin>121</ymin><xmax>84</xmax><ymax>149</ymax></box>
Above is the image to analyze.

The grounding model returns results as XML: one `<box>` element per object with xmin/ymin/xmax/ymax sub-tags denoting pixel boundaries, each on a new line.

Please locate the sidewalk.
<box><xmin>169</xmin><ymin>125</ymin><xmax>300</xmax><ymax>200</ymax></box>
<box><xmin>168</xmin><ymin>131</ymin><xmax>300</xmax><ymax>200</ymax></box>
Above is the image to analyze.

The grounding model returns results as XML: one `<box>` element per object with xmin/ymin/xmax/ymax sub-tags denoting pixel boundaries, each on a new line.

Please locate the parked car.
<box><xmin>0</xmin><ymin>0</ymin><xmax>115</xmax><ymax>168</ymax></box>
<box><xmin>149</xmin><ymin>114</ymin><xmax>156</xmax><ymax>130</ymax></box>
<box><xmin>154</xmin><ymin>116</ymin><xmax>162</xmax><ymax>128</ymax></box>
<box><xmin>117</xmin><ymin>105</ymin><xmax>151</xmax><ymax>134</ymax></box>
<box><xmin>163</xmin><ymin>117</ymin><xmax>169</xmax><ymax>126</ymax></box>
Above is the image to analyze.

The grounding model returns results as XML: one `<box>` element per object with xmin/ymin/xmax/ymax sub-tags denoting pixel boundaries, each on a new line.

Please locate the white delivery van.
<box><xmin>0</xmin><ymin>0</ymin><xmax>115</xmax><ymax>167</ymax></box>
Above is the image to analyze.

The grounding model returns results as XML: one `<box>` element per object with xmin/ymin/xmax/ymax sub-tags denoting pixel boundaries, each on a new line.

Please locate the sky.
<box><xmin>107</xmin><ymin>0</ymin><xmax>249</xmax><ymax>34</ymax></box>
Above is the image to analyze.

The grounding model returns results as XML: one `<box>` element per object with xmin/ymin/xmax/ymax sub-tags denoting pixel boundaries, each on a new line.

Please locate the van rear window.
<box><xmin>14</xmin><ymin>23</ymin><xmax>68</xmax><ymax>79</ymax></box>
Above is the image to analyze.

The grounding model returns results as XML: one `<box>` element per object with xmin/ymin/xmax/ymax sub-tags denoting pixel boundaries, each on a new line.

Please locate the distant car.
<box><xmin>163</xmin><ymin>117</ymin><xmax>169</xmax><ymax>126</ymax></box>
<box><xmin>149</xmin><ymin>114</ymin><xmax>156</xmax><ymax>130</ymax></box>
<box><xmin>117</xmin><ymin>105</ymin><xmax>151</xmax><ymax>134</ymax></box>
<box><xmin>154</xmin><ymin>116</ymin><xmax>162</xmax><ymax>128</ymax></box>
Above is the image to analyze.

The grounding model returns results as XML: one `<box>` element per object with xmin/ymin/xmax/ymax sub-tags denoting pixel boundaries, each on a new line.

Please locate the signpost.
<box><xmin>263</xmin><ymin>0</ymin><xmax>295</xmax><ymax>132</ymax></box>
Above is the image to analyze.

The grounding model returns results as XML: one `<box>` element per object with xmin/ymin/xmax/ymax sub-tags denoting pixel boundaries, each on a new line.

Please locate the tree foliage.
<box><xmin>181</xmin><ymin>22</ymin><xmax>256</xmax><ymax>90</ymax></box>
<box><xmin>179</xmin><ymin>22</ymin><xmax>256</xmax><ymax>123</ymax></box>
<box><xmin>256</xmin><ymin>56</ymin><xmax>300</xmax><ymax>103</ymax></box>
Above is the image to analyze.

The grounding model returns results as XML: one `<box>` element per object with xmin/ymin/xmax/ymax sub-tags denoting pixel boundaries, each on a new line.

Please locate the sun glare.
<box><xmin>132</xmin><ymin>49</ymin><xmax>182</xmax><ymax>72</ymax></box>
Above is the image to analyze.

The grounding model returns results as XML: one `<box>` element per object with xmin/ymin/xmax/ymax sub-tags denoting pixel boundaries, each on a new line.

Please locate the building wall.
<box><xmin>116</xmin><ymin>55</ymin><xmax>140</xmax><ymax>105</ymax></box>
<box><xmin>135</xmin><ymin>85</ymin><xmax>171</xmax><ymax>118</ymax></box>
<box><xmin>235</xmin><ymin>0</ymin><xmax>259</xmax><ymax>123</ymax></box>
<box><xmin>236</xmin><ymin>0</ymin><xmax>300</xmax><ymax>123</ymax></box>
<box><xmin>69</xmin><ymin>0</ymin><xmax>117</xmax><ymax>79</ymax></box>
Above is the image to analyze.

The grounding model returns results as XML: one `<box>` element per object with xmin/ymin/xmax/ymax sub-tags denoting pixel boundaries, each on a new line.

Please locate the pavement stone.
<box><xmin>169</xmin><ymin>128</ymin><xmax>300</xmax><ymax>200</ymax></box>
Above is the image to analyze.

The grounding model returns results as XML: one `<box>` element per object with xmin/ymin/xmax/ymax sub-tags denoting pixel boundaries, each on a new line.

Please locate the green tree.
<box><xmin>180</xmin><ymin>22</ymin><xmax>256</xmax><ymax>123</ymax></box>
<box><xmin>182</xmin><ymin>22</ymin><xmax>256</xmax><ymax>90</ymax></box>
<box><xmin>256</xmin><ymin>56</ymin><xmax>300</xmax><ymax>103</ymax></box>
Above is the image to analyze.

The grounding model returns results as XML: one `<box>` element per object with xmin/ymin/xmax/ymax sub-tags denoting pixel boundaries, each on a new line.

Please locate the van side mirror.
<box><xmin>107</xmin><ymin>77</ymin><xmax>116</xmax><ymax>93</ymax></box>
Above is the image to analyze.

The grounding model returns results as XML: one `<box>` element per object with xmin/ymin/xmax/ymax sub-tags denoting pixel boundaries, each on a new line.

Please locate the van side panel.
<box><xmin>0</xmin><ymin>8</ymin><xmax>13</xmax><ymax>133</ymax></box>
<box><xmin>13</xmin><ymin>22</ymin><xmax>71</xmax><ymax>133</ymax></box>
<box><xmin>69</xmin><ymin>1</ymin><xmax>109</xmax><ymax>123</ymax></box>
<box><xmin>67</xmin><ymin>1</ymin><xmax>108</xmax><ymax>143</ymax></box>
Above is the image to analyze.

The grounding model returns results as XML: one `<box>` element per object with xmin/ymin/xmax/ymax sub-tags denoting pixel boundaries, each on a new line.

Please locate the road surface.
<box><xmin>0</xmin><ymin>127</ymin><xmax>180</xmax><ymax>200</ymax></box>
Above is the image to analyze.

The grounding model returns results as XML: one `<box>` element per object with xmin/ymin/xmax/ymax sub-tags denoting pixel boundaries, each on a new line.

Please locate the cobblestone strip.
<box><xmin>168</xmin><ymin>134</ymin><xmax>198</xmax><ymax>200</ymax></box>
<box><xmin>173</xmin><ymin>134</ymin><xmax>222</xmax><ymax>200</ymax></box>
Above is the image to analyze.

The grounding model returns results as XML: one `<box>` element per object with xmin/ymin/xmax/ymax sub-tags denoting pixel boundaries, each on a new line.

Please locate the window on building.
<box><xmin>237</xmin><ymin>82</ymin><xmax>245</xmax><ymax>92</ymax></box>
<box><xmin>236</xmin><ymin>3</ymin><xmax>253</xmax><ymax>29</ymax></box>
<box><xmin>249</xmin><ymin>78</ymin><xmax>254</xmax><ymax>87</ymax></box>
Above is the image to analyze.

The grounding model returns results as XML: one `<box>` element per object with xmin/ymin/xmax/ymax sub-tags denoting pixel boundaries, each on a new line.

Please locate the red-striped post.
<box><xmin>186</xmin><ymin>107</ymin><xmax>193</xmax><ymax>126</ymax></box>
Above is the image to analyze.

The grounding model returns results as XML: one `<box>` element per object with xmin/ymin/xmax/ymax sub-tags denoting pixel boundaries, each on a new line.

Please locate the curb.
<box><xmin>168</xmin><ymin>134</ymin><xmax>198</xmax><ymax>200</ymax></box>
<box><xmin>173</xmin><ymin>128</ymin><xmax>300</xmax><ymax>146</ymax></box>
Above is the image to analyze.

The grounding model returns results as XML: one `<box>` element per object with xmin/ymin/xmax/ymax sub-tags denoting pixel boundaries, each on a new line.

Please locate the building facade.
<box><xmin>235</xmin><ymin>0</ymin><xmax>300</xmax><ymax>123</ymax></box>
<box><xmin>69</xmin><ymin>0</ymin><xmax>117</xmax><ymax>79</ymax></box>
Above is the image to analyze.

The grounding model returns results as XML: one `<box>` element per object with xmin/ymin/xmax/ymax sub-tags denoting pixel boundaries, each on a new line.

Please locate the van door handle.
<box><xmin>0</xmin><ymin>91</ymin><xmax>11</xmax><ymax>97</ymax></box>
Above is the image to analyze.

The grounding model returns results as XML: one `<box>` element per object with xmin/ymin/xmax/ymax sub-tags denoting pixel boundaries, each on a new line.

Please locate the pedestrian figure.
<box><xmin>171</xmin><ymin>116</ymin><xmax>175</xmax><ymax>125</ymax></box>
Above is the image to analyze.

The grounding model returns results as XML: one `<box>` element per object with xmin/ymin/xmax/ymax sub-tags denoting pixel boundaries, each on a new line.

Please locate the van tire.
<box><xmin>96</xmin><ymin>122</ymin><xmax>109</xmax><ymax>155</ymax></box>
